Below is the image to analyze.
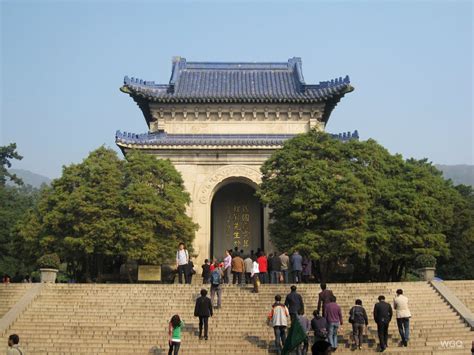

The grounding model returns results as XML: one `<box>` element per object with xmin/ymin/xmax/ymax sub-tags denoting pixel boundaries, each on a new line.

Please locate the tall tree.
<box><xmin>19</xmin><ymin>147</ymin><xmax>197</xmax><ymax>281</ymax></box>
<box><xmin>0</xmin><ymin>143</ymin><xmax>39</xmax><ymax>276</ymax></box>
<box><xmin>0</xmin><ymin>143</ymin><xmax>23</xmax><ymax>186</ymax></box>
<box><xmin>258</xmin><ymin>130</ymin><xmax>457</xmax><ymax>281</ymax></box>
<box><xmin>0</xmin><ymin>185</ymin><xmax>39</xmax><ymax>276</ymax></box>
<box><xmin>19</xmin><ymin>147</ymin><xmax>123</xmax><ymax>281</ymax></box>
<box><xmin>436</xmin><ymin>184</ymin><xmax>474</xmax><ymax>279</ymax></box>
<box><xmin>119</xmin><ymin>151</ymin><xmax>196</xmax><ymax>264</ymax></box>
<box><xmin>258</xmin><ymin>131</ymin><xmax>370</xmax><ymax>281</ymax></box>
<box><xmin>365</xmin><ymin>158</ymin><xmax>453</xmax><ymax>281</ymax></box>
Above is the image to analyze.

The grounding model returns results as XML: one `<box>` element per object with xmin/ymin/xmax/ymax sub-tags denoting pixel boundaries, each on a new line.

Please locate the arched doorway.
<box><xmin>211</xmin><ymin>182</ymin><xmax>263</xmax><ymax>259</ymax></box>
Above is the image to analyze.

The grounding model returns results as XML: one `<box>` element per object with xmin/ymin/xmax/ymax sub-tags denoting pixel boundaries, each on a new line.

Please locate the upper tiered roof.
<box><xmin>121</xmin><ymin>57</ymin><xmax>353</xmax><ymax>104</ymax></box>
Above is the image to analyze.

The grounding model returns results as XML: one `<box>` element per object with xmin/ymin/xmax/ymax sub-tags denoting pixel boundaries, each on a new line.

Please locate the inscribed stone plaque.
<box><xmin>138</xmin><ymin>265</ymin><xmax>161</xmax><ymax>281</ymax></box>
<box><xmin>212</xmin><ymin>183</ymin><xmax>262</xmax><ymax>259</ymax></box>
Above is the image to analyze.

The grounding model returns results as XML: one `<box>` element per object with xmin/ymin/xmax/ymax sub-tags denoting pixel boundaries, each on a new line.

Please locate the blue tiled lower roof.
<box><xmin>115</xmin><ymin>131</ymin><xmax>359</xmax><ymax>147</ymax></box>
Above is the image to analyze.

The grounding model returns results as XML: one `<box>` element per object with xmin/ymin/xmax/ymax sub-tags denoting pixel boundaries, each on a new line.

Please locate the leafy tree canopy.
<box><xmin>436</xmin><ymin>184</ymin><xmax>474</xmax><ymax>279</ymax></box>
<box><xmin>0</xmin><ymin>143</ymin><xmax>40</xmax><ymax>277</ymax></box>
<box><xmin>258</xmin><ymin>130</ymin><xmax>466</xmax><ymax>281</ymax></box>
<box><xmin>19</xmin><ymin>147</ymin><xmax>197</xmax><ymax>282</ymax></box>
<box><xmin>0</xmin><ymin>143</ymin><xmax>23</xmax><ymax>186</ymax></box>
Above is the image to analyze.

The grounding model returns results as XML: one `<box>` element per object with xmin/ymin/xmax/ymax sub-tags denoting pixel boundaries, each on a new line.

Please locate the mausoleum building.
<box><xmin>116</xmin><ymin>56</ymin><xmax>355</xmax><ymax>266</ymax></box>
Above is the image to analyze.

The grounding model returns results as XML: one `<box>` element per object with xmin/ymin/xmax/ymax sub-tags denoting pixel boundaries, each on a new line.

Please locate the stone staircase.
<box><xmin>443</xmin><ymin>280</ymin><xmax>474</xmax><ymax>312</ymax></box>
<box><xmin>0</xmin><ymin>284</ymin><xmax>33</xmax><ymax>318</ymax></box>
<box><xmin>1</xmin><ymin>282</ymin><xmax>473</xmax><ymax>354</ymax></box>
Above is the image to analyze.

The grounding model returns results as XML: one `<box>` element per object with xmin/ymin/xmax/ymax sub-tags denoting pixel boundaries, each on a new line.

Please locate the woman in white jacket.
<box><xmin>250</xmin><ymin>256</ymin><xmax>260</xmax><ymax>293</ymax></box>
<box><xmin>268</xmin><ymin>294</ymin><xmax>289</xmax><ymax>353</ymax></box>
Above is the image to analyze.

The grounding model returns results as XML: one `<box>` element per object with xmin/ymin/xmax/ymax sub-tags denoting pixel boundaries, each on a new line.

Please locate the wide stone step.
<box><xmin>3</xmin><ymin>282</ymin><xmax>473</xmax><ymax>354</ymax></box>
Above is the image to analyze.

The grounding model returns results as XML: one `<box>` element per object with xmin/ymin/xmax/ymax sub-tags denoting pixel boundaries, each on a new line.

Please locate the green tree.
<box><xmin>0</xmin><ymin>184</ymin><xmax>39</xmax><ymax>276</ymax></box>
<box><xmin>258</xmin><ymin>130</ymin><xmax>456</xmax><ymax>282</ymax></box>
<box><xmin>0</xmin><ymin>143</ymin><xmax>39</xmax><ymax>277</ymax></box>
<box><xmin>258</xmin><ymin>131</ymin><xmax>370</xmax><ymax>281</ymax></box>
<box><xmin>19</xmin><ymin>147</ymin><xmax>197</xmax><ymax>282</ymax></box>
<box><xmin>364</xmin><ymin>158</ymin><xmax>453</xmax><ymax>281</ymax></box>
<box><xmin>0</xmin><ymin>143</ymin><xmax>23</xmax><ymax>186</ymax></box>
<box><xmin>119</xmin><ymin>151</ymin><xmax>196</xmax><ymax>264</ymax></box>
<box><xmin>437</xmin><ymin>184</ymin><xmax>474</xmax><ymax>279</ymax></box>
<box><xmin>19</xmin><ymin>147</ymin><xmax>124</xmax><ymax>281</ymax></box>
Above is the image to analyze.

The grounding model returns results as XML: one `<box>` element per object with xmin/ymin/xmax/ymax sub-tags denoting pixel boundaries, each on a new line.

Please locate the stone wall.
<box><xmin>148</xmin><ymin>103</ymin><xmax>326</xmax><ymax>133</ymax></box>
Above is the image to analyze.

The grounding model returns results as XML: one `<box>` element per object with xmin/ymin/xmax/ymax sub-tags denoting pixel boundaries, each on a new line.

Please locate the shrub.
<box><xmin>37</xmin><ymin>253</ymin><xmax>60</xmax><ymax>269</ymax></box>
<box><xmin>414</xmin><ymin>254</ymin><xmax>436</xmax><ymax>268</ymax></box>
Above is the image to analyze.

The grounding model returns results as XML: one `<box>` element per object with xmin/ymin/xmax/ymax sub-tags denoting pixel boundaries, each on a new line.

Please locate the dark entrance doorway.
<box><xmin>211</xmin><ymin>182</ymin><xmax>263</xmax><ymax>259</ymax></box>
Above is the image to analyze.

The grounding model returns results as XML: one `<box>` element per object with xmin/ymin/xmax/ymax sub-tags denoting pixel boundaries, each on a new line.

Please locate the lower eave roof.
<box><xmin>115</xmin><ymin>131</ymin><xmax>359</xmax><ymax>148</ymax></box>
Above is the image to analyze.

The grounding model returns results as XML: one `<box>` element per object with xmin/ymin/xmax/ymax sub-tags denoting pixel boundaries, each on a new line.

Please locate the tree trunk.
<box><xmin>84</xmin><ymin>255</ymin><xmax>92</xmax><ymax>283</ymax></box>
<box><xmin>396</xmin><ymin>260</ymin><xmax>405</xmax><ymax>281</ymax></box>
<box><xmin>379</xmin><ymin>260</ymin><xmax>392</xmax><ymax>282</ymax></box>
<box><xmin>319</xmin><ymin>259</ymin><xmax>329</xmax><ymax>283</ymax></box>
<box><xmin>389</xmin><ymin>261</ymin><xmax>397</xmax><ymax>281</ymax></box>
<box><xmin>97</xmin><ymin>255</ymin><xmax>104</xmax><ymax>283</ymax></box>
<box><xmin>364</xmin><ymin>254</ymin><xmax>372</xmax><ymax>282</ymax></box>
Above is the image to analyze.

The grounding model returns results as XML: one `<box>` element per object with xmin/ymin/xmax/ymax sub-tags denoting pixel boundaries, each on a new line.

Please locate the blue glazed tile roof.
<box><xmin>121</xmin><ymin>57</ymin><xmax>353</xmax><ymax>103</ymax></box>
<box><xmin>115</xmin><ymin>131</ymin><xmax>359</xmax><ymax>148</ymax></box>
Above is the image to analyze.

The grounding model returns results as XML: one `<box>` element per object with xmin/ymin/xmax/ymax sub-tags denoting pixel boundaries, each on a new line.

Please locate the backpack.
<box><xmin>211</xmin><ymin>270</ymin><xmax>221</xmax><ymax>286</ymax></box>
<box><xmin>315</xmin><ymin>326</ymin><xmax>328</xmax><ymax>339</ymax></box>
<box><xmin>312</xmin><ymin>317</ymin><xmax>328</xmax><ymax>339</ymax></box>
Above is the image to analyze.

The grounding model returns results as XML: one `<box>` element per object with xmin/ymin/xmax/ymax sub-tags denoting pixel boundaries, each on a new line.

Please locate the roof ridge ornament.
<box><xmin>169</xmin><ymin>56</ymin><xmax>187</xmax><ymax>93</ymax></box>
<box><xmin>288</xmin><ymin>57</ymin><xmax>306</xmax><ymax>92</ymax></box>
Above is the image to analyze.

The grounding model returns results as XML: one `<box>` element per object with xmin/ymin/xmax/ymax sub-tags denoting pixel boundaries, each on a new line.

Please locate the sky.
<box><xmin>1</xmin><ymin>0</ymin><xmax>472</xmax><ymax>179</ymax></box>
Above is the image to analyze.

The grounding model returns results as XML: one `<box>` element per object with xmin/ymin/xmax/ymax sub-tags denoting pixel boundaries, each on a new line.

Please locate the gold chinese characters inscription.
<box><xmin>225</xmin><ymin>204</ymin><xmax>251</xmax><ymax>248</ymax></box>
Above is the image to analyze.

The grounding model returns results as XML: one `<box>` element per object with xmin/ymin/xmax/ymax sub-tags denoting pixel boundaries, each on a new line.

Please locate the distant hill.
<box><xmin>436</xmin><ymin>164</ymin><xmax>474</xmax><ymax>187</ymax></box>
<box><xmin>4</xmin><ymin>166</ymin><xmax>472</xmax><ymax>189</ymax></box>
<box><xmin>7</xmin><ymin>169</ymin><xmax>51</xmax><ymax>188</ymax></box>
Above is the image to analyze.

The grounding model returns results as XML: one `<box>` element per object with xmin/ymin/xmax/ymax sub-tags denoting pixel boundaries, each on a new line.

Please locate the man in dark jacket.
<box><xmin>284</xmin><ymin>285</ymin><xmax>304</xmax><ymax>320</ymax></box>
<box><xmin>349</xmin><ymin>299</ymin><xmax>369</xmax><ymax>350</ymax></box>
<box><xmin>269</xmin><ymin>253</ymin><xmax>282</xmax><ymax>284</ymax></box>
<box><xmin>194</xmin><ymin>289</ymin><xmax>213</xmax><ymax>340</ymax></box>
<box><xmin>373</xmin><ymin>295</ymin><xmax>393</xmax><ymax>352</ymax></box>
<box><xmin>317</xmin><ymin>283</ymin><xmax>334</xmax><ymax>317</ymax></box>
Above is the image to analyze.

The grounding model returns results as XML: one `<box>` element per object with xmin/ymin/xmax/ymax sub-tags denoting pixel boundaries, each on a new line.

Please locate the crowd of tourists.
<box><xmin>4</xmin><ymin>245</ymin><xmax>412</xmax><ymax>355</ymax></box>
<box><xmin>2</xmin><ymin>274</ymin><xmax>32</xmax><ymax>284</ymax></box>
<box><xmin>176</xmin><ymin>243</ymin><xmax>315</xmax><ymax>288</ymax></box>
<box><xmin>171</xmin><ymin>243</ymin><xmax>414</xmax><ymax>354</ymax></box>
<box><xmin>167</xmin><ymin>283</ymin><xmax>412</xmax><ymax>354</ymax></box>
<box><xmin>269</xmin><ymin>285</ymin><xmax>411</xmax><ymax>354</ymax></box>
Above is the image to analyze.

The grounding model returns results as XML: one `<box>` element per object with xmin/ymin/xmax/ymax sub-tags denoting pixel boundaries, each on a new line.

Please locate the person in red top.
<box><xmin>209</xmin><ymin>258</ymin><xmax>217</xmax><ymax>272</ymax></box>
<box><xmin>257</xmin><ymin>252</ymin><xmax>268</xmax><ymax>284</ymax></box>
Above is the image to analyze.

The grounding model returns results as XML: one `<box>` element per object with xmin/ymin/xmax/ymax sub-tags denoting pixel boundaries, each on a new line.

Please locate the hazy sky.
<box><xmin>1</xmin><ymin>0</ymin><xmax>472</xmax><ymax>178</ymax></box>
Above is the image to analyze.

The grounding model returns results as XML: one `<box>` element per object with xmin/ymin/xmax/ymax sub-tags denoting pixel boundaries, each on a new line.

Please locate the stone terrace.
<box><xmin>1</xmin><ymin>282</ymin><xmax>473</xmax><ymax>354</ymax></box>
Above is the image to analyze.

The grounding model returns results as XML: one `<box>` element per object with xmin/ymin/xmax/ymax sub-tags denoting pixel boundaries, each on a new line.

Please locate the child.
<box><xmin>168</xmin><ymin>314</ymin><xmax>184</xmax><ymax>355</ymax></box>
<box><xmin>311</xmin><ymin>310</ymin><xmax>328</xmax><ymax>342</ymax></box>
<box><xmin>202</xmin><ymin>259</ymin><xmax>211</xmax><ymax>284</ymax></box>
